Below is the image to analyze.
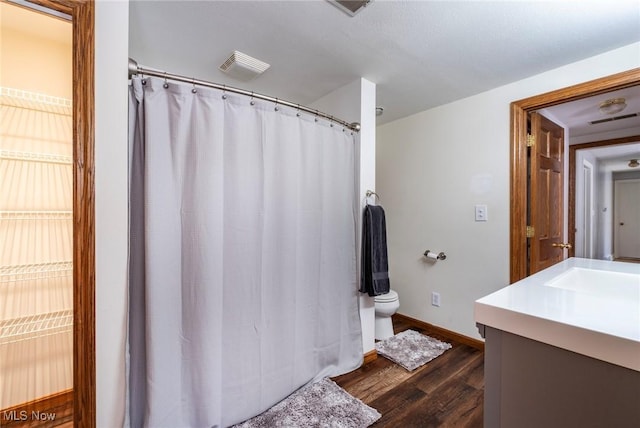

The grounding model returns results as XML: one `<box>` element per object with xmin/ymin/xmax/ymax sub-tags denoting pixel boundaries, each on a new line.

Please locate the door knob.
<box><xmin>552</xmin><ymin>243</ymin><xmax>572</xmax><ymax>249</ymax></box>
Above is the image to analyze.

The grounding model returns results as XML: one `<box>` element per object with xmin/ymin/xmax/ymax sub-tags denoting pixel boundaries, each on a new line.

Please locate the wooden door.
<box><xmin>529</xmin><ymin>113</ymin><xmax>567</xmax><ymax>275</ymax></box>
<box><xmin>614</xmin><ymin>179</ymin><xmax>640</xmax><ymax>259</ymax></box>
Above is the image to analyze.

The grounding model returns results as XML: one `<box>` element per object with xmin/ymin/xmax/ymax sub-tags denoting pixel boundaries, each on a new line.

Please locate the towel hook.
<box><xmin>366</xmin><ymin>190</ymin><xmax>379</xmax><ymax>203</ymax></box>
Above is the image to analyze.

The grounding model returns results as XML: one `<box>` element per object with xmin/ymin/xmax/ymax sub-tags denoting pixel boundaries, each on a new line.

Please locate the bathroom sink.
<box><xmin>545</xmin><ymin>267</ymin><xmax>640</xmax><ymax>298</ymax></box>
<box><xmin>475</xmin><ymin>258</ymin><xmax>640</xmax><ymax>371</ymax></box>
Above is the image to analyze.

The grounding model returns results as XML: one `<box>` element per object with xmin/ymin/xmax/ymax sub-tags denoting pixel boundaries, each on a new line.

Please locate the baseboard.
<box><xmin>363</xmin><ymin>349</ymin><xmax>377</xmax><ymax>364</ymax></box>
<box><xmin>0</xmin><ymin>389</ymin><xmax>73</xmax><ymax>426</ymax></box>
<box><xmin>393</xmin><ymin>313</ymin><xmax>485</xmax><ymax>351</ymax></box>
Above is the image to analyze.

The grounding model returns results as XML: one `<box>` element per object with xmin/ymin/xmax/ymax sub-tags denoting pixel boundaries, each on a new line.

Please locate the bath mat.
<box><xmin>232</xmin><ymin>377</ymin><xmax>381</xmax><ymax>428</ymax></box>
<box><xmin>376</xmin><ymin>329</ymin><xmax>452</xmax><ymax>371</ymax></box>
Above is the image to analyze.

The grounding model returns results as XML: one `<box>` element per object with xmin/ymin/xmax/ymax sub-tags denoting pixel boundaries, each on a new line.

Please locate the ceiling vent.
<box><xmin>219</xmin><ymin>51</ymin><xmax>270</xmax><ymax>81</ymax></box>
<box><xmin>328</xmin><ymin>0</ymin><xmax>371</xmax><ymax>17</ymax></box>
<box><xmin>589</xmin><ymin>112</ymin><xmax>638</xmax><ymax>125</ymax></box>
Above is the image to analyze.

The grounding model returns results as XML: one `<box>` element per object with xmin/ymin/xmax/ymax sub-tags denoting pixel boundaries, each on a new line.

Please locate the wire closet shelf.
<box><xmin>0</xmin><ymin>87</ymin><xmax>74</xmax><ymax>345</ymax></box>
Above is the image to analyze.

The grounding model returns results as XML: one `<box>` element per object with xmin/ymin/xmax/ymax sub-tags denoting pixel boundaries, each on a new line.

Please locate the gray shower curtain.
<box><xmin>128</xmin><ymin>76</ymin><xmax>363</xmax><ymax>427</ymax></box>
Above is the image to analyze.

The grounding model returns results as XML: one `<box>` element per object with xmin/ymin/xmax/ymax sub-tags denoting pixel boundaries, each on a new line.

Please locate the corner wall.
<box><xmin>95</xmin><ymin>1</ymin><xmax>129</xmax><ymax>426</ymax></box>
<box><xmin>376</xmin><ymin>42</ymin><xmax>640</xmax><ymax>340</ymax></box>
<box><xmin>311</xmin><ymin>78</ymin><xmax>377</xmax><ymax>354</ymax></box>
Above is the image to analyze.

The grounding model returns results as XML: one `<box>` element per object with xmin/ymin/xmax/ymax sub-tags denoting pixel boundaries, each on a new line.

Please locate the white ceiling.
<box><xmin>586</xmin><ymin>142</ymin><xmax>640</xmax><ymax>173</ymax></box>
<box><xmin>541</xmin><ymin>87</ymin><xmax>640</xmax><ymax>173</ymax></box>
<box><xmin>129</xmin><ymin>0</ymin><xmax>640</xmax><ymax>126</ymax></box>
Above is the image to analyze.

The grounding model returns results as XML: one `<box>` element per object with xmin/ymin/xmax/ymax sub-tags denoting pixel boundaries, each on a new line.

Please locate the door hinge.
<box><xmin>526</xmin><ymin>134</ymin><xmax>535</xmax><ymax>147</ymax></box>
<box><xmin>526</xmin><ymin>225</ymin><xmax>535</xmax><ymax>238</ymax></box>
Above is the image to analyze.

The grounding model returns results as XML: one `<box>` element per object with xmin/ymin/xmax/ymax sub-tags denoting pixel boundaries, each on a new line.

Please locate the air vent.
<box><xmin>328</xmin><ymin>0</ymin><xmax>371</xmax><ymax>17</ymax></box>
<box><xmin>590</xmin><ymin>112</ymin><xmax>638</xmax><ymax>125</ymax></box>
<box><xmin>219</xmin><ymin>51</ymin><xmax>270</xmax><ymax>81</ymax></box>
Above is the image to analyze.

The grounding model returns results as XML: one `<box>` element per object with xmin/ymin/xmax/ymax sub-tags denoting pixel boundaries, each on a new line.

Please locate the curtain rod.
<box><xmin>128</xmin><ymin>58</ymin><xmax>361</xmax><ymax>132</ymax></box>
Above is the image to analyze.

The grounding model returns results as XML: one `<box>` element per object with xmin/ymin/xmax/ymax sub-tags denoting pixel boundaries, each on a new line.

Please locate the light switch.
<box><xmin>475</xmin><ymin>204</ymin><xmax>488</xmax><ymax>222</ymax></box>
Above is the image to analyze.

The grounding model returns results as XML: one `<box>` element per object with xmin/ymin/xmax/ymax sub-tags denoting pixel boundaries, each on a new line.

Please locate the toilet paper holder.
<box><xmin>424</xmin><ymin>250</ymin><xmax>447</xmax><ymax>261</ymax></box>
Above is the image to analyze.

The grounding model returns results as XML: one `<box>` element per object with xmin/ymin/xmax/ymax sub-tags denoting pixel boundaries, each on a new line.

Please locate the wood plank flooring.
<box><xmin>333</xmin><ymin>315</ymin><xmax>484</xmax><ymax>427</ymax></box>
<box><xmin>2</xmin><ymin>315</ymin><xmax>483</xmax><ymax>427</ymax></box>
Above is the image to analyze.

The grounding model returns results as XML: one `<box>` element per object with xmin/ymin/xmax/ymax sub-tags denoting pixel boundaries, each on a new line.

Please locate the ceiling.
<box><xmin>128</xmin><ymin>0</ymin><xmax>640</xmax><ymax>126</ymax></box>
<box><xmin>542</xmin><ymin>87</ymin><xmax>640</xmax><ymax>140</ymax></box>
<box><xmin>590</xmin><ymin>143</ymin><xmax>640</xmax><ymax>172</ymax></box>
<box><xmin>542</xmin><ymin>87</ymin><xmax>640</xmax><ymax>173</ymax></box>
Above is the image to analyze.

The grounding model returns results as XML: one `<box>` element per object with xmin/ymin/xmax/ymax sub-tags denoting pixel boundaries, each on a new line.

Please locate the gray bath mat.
<box><xmin>376</xmin><ymin>329</ymin><xmax>452</xmax><ymax>371</ymax></box>
<box><xmin>232</xmin><ymin>377</ymin><xmax>381</xmax><ymax>428</ymax></box>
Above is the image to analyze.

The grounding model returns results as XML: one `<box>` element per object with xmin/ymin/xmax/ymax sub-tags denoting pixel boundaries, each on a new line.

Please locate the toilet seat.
<box><xmin>374</xmin><ymin>289</ymin><xmax>398</xmax><ymax>303</ymax></box>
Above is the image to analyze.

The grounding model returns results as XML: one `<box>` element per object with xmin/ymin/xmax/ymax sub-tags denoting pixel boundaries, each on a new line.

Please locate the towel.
<box><xmin>360</xmin><ymin>204</ymin><xmax>391</xmax><ymax>296</ymax></box>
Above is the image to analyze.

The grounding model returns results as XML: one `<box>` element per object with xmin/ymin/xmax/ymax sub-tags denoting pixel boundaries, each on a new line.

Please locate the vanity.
<box><xmin>475</xmin><ymin>258</ymin><xmax>640</xmax><ymax>428</ymax></box>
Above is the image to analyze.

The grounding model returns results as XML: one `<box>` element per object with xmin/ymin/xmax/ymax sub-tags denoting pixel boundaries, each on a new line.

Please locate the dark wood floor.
<box><xmin>333</xmin><ymin>315</ymin><xmax>484</xmax><ymax>427</ymax></box>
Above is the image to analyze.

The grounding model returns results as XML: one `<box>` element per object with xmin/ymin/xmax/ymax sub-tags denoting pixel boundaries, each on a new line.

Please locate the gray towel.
<box><xmin>360</xmin><ymin>204</ymin><xmax>390</xmax><ymax>296</ymax></box>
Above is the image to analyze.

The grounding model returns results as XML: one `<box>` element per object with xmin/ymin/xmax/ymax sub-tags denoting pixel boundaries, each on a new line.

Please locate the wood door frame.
<box><xmin>510</xmin><ymin>68</ymin><xmax>640</xmax><ymax>283</ymax></box>
<box><xmin>24</xmin><ymin>0</ymin><xmax>96</xmax><ymax>426</ymax></box>
<box><xmin>568</xmin><ymin>135</ymin><xmax>640</xmax><ymax>261</ymax></box>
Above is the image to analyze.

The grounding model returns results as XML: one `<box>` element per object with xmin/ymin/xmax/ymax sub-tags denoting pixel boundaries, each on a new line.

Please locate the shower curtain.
<box><xmin>128</xmin><ymin>76</ymin><xmax>362</xmax><ymax>427</ymax></box>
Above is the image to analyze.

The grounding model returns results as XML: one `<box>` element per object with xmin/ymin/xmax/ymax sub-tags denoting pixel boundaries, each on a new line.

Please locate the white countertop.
<box><xmin>475</xmin><ymin>258</ymin><xmax>640</xmax><ymax>371</ymax></box>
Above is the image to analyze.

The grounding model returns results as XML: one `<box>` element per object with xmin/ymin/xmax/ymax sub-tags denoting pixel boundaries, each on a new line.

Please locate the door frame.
<box><xmin>25</xmin><ymin>0</ymin><xmax>95</xmax><ymax>426</ymax></box>
<box><xmin>510</xmin><ymin>68</ymin><xmax>640</xmax><ymax>283</ymax></box>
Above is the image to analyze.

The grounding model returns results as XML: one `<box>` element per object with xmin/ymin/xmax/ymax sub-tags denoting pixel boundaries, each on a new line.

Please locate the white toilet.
<box><xmin>374</xmin><ymin>289</ymin><xmax>400</xmax><ymax>340</ymax></box>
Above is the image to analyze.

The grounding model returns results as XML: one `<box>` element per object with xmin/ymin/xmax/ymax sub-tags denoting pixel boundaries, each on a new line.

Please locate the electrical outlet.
<box><xmin>431</xmin><ymin>292</ymin><xmax>441</xmax><ymax>307</ymax></box>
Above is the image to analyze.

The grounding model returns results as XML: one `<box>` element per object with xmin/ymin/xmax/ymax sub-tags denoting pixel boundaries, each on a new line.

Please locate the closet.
<box><xmin>0</xmin><ymin>1</ymin><xmax>73</xmax><ymax>417</ymax></box>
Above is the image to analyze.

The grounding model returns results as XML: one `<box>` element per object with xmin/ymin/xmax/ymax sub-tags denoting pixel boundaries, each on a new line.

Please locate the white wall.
<box><xmin>377</xmin><ymin>42</ymin><xmax>640</xmax><ymax>340</ymax></box>
<box><xmin>310</xmin><ymin>78</ymin><xmax>377</xmax><ymax>355</ymax></box>
<box><xmin>95</xmin><ymin>1</ymin><xmax>129</xmax><ymax>426</ymax></box>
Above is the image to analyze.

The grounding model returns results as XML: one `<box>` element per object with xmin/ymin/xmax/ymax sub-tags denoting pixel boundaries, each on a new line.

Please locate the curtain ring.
<box><xmin>250</xmin><ymin>91</ymin><xmax>255</xmax><ymax>106</ymax></box>
<box><xmin>296</xmin><ymin>104</ymin><xmax>301</xmax><ymax>117</ymax></box>
<box><xmin>314</xmin><ymin>110</ymin><xmax>319</xmax><ymax>122</ymax></box>
<box><xmin>191</xmin><ymin>78</ymin><xmax>197</xmax><ymax>94</ymax></box>
<box><xmin>274</xmin><ymin>98</ymin><xmax>279</xmax><ymax>112</ymax></box>
<box><xmin>222</xmin><ymin>84</ymin><xmax>227</xmax><ymax>100</ymax></box>
<box><xmin>329</xmin><ymin>116</ymin><xmax>334</xmax><ymax>127</ymax></box>
<box><xmin>163</xmin><ymin>72</ymin><xmax>169</xmax><ymax>89</ymax></box>
<box><xmin>141</xmin><ymin>72</ymin><xmax>147</xmax><ymax>85</ymax></box>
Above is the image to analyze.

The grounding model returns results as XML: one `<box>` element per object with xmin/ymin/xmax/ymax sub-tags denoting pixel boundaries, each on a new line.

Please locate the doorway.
<box><xmin>510</xmin><ymin>68</ymin><xmax>640</xmax><ymax>283</ymax></box>
<box><xmin>0</xmin><ymin>0</ymin><xmax>95</xmax><ymax>426</ymax></box>
<box><xmin>568</xmin><ymin>137</ymin><xmax>640</xmax><ymax>261</ymax></box>
<box><xmin>614</xmin><ymin>179</ymin><xmax>640</xmax><ymax>260</ymax></box>
<box><xmin>0</xmin><ymin>2</ymin><xmax>74</xmax><ymax>423</ymax></box>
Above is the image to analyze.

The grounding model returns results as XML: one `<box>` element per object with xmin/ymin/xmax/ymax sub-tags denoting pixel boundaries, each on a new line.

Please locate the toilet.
<box><xmin>374</xmin><ymin>289</ymin><xmax>400</xmax><ymax>340</ymax></box>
